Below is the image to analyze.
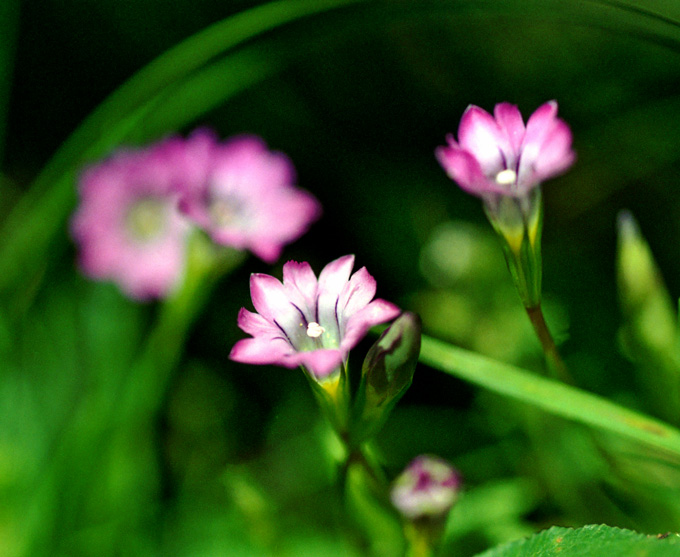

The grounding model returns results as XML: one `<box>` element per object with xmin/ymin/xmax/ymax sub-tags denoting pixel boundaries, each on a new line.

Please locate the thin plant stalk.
<box><xmin>526</xmin><ymin>303</ymin><xmax>573</xmax><ymax>384</ymax></box>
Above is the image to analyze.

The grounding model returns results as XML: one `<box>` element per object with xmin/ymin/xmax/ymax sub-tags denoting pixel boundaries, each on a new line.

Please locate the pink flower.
<box><xmin>435</xmin><ymin>101</ymin><xmax>575</xmax><ymax>198</ymax></box>
<box><xmin>179</xmin><ymin>135</ymin><xmax>321</xmax><ymax>263</ymax></box>
<box><xmin>71</xmin><ymin>136</ymin><xmax>200</xmax><ymax>300</ymax></box>
<box><xmin>391</xmin><ymin>455</ymin><xmax>461</xmax><ymax>520</ymax></box>
<box><xmin>229</xmin><ymin>255</ymin><xmax>401</xmax><ymax>377</ymax></box>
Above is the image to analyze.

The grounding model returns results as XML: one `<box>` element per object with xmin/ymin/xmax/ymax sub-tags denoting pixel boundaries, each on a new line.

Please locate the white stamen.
<box><xmin>495</xmin><ymin>169</ymin><xmax>517</xmax><ymax>185</ymax></box>
<box><xmin>307</xmin><ymin>322</ymin><xmax>325</xmax><ymax>338</ymax></box>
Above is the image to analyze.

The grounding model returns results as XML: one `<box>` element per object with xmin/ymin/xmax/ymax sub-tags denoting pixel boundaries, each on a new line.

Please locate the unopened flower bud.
<box><xmin>363</xmin><ymin>312</ymin><xmax>421</xmax><ymax>402</ymax></box>
<box><xmin>350</xmin><ymin>313</ymin><xmax>420</xmax><ymax>443</ymax></box>
<box><xmin>391</xmin><ymin>455</ymin><xmax>461</xmax><ymax>520</ymax></box>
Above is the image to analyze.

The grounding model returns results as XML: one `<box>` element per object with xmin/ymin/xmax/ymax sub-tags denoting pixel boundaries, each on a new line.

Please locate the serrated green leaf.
<box><xmin>476</xmin><ymin>524</ymin><xmax>680</xmax><ymax>557</ymax></box>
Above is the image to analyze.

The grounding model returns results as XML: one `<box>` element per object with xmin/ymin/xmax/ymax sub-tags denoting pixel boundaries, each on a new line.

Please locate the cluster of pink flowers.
<box><xmin>71</xmin><ymin>130</ymin><xmax>321</xmax><ymax>300</ymax></box>
<box><xmin>72</xmin><ymin>100</ymin><xmax>575</xmax><ymax>382</ymax></box>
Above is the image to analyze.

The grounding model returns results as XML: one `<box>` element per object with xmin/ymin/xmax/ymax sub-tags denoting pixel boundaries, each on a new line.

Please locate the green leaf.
<box><xmin>616</xmin><ymin>210</ymin><xmax>680</xmax><ymax>423</ymax></box>
<box><xmin>420</xmin><ymin>335</ymin><xmax>680</xmax><ymax>460</ymax></box>
<box><xmin>475</xmin><ymin>524</ymin><xmax>680</xmax><ymax>557</ymax></box>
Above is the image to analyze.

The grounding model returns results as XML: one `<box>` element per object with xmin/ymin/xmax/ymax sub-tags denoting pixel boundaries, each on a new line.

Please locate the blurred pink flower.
<box><xmin>179</xmin><ymin>135</ymin><xmax>321</xmax><ymax>263</ymax></box>
<box><xmin>391</xmin><ymin>455</ymin><xmax>461</xmax><ymax>520</ymax></box>
<box><xmin>230</xmin><ymin>255</ymin><xmax>401</xmax><ymax>377</ymax></box>
<box><xmin>71</xmin><ymin>136</ymin><xmax>202</xmax><ymax>300</ymax></box>
<box><xmin>436</xmin><ymin>101</ymin><xmax>575</xmax><ymax>198</ymax></box>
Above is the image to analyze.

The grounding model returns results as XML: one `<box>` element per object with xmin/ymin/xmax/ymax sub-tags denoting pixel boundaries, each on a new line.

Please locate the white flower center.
<box><xmin>126</xmin><ymin>197</ymin><xmax>168</xmax><ymax>242</ymax></box>
<box><xmin>306</xmin><ymin>322</ymin><xmax>325</xmax><ymax>338</ymax></box>
<box><xmin>495</xmin><ymin>169</ymin><xmax>517</xmax><ymax>185</ymax></box>
<box><xmin>209</xmin><ymin>198</ymin><xmax>241</xmax><ymax>228</ymax></box>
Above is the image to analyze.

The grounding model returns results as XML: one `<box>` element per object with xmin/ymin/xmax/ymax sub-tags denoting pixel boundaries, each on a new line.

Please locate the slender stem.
<box><xmin>405</xmin><ymin>528</ymin><xmax>434</xmax><ymax>557</ymax></box>
<box><xmin>347</xmin><ymin>442</ymin><xmax>387</xmax><ymax>489</ymax></box>
<box><xmin>525</xmin><ymin>304</ymin><xmax>573</xmax><ymax>384</ymax></box>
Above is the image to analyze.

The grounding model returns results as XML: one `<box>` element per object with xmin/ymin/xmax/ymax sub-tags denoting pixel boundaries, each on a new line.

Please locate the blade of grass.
<box><xmin>122</xmin><ymin>46</ymin><xmax>283</xmax><ymax>144</ymax></box>
<box><xmin>420</xmin><ymin>334</ymin><xmax>680</xmax><ymax>460</ymax></box>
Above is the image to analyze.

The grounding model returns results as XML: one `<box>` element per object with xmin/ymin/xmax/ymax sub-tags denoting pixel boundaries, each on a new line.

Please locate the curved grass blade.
<box><xmin>420</xmin><ymin>335</ymin><xmax>680</xmax><ymax>460</ymax></box>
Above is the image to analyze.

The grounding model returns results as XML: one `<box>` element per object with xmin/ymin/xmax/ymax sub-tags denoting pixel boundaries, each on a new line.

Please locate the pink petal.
<box><xmin>118</xmin><ymin>237</ymin><xmax>185</xmax><ymax>300</ymax></box>
<box><xmin>341</xmin><ymin>299</ymin><xmax>401</xmax><ymax>351</ymax></box>
<box><xmin>249</xmin><ymin>273</ymin><xmax>301</xmax><ymax>336</ymax></box>
<box><xmin>318</xmin><ymin>255</ymin><xmax>355</xmax><ymax>295</ymax></box>
<box><xmin>435</xmin><ymin>146</ymin><xmax>500</xmax><ymax>196</ymax></box>
<box><xmin>248</xmin><ymin>241</ymin><xmax>283</xmax><ymax>264</ymax></box>
<box><xmin>229</xmin><ymin>337</ymin><xmax>295</xmax><ymax>366</ymax></box>
<box><xmin>246</xmin><ymin>190</ymin><xmax>322</xmax><ymax>263</ymax></box>
<box><xmin>317</xmin><ymin>255</ymin><xmax>355</xmax><ymax>342</ymax></box>
<box><xmin>283</xmin><ymin>260</ymin><xmax>319</xmax><ymax>312</ymax></box>
<box><xmin>338</xmin><ymin>266</ymin><xmax>377</xmax><ymax>318</ymax></box>
<box><xmin>293</xmin><ymin>348</ymin><xmax>345</xmax><ymax>377</ymax></box>
<box><xmin>237</xmin><ymin>308</ymin><xmax>280</xmax><ymax>337</ymax></box>
<box><xmin>522</xmin><ymin>100</ymin><xmax>559</xmax><ymax>151</ymax></box>
<box><xmin>533</xmin><ymin>120</ymin><xmax>575</xmax><ymax>181</ymax></box>
<box><xmin>458</xmin><ymin>105</ymin><xmax>507</xmax><ymax>176</ymax></box>
<box><xmin>517</xmin><ymin>101</ymin><xmax>574</xmax><ymax>187</ymax></box>
<box><xmin>493</xmin><ymin>103</ymin><xmax>525</xmax><ymax>158</ymax></box>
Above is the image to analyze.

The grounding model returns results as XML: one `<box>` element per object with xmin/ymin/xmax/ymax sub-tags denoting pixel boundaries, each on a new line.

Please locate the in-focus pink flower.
<box><xmin>391</xmin><ymin>455</ymin><xmax>462</xmax><ymax>520</ymax></box>
<box><xmin>180</xmin><ymin>135</ymin><xmax>321</xmax><ymax>263</ymax></box>
<box><xmin>436</xmin><ymin>101</ymin><xmax>575</xmax><ymax>198</ymax></box>
<box><xmin>230</xmin><ymin>255</ymin><xmax>401</xmax><ymax>377</ymax></box>
<box><xmin>71</xmin><ymin>136</ymin><xmax>202</xmax><ymax>300</ymax></box>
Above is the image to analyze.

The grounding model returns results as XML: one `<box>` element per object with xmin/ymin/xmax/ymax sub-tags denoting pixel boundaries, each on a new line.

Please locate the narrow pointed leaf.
<box><xmin>420</xmin><ymin>335</ymin><xmax>680</xmax><ymax>460</ymax></box>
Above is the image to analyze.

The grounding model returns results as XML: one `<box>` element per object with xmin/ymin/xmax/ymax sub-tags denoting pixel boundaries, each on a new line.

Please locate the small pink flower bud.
<box><xmin>391</xmin><ymin>455</ymin><xmax>461</xmax><ymax>520</ymax></box>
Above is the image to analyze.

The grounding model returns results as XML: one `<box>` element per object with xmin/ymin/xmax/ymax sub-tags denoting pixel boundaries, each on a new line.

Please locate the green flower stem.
<box><xmin>487</xmin><ymin>191</ymin><xmax>573</xmax><ymax>383</ymax></box>
<box><xmin>347</xmin><ymin>441</ymin><xmax>388</xmax><ymax>489</ymax></box>
<box><xmin>404</xmin><ymin>521</ymin><xmax>438</xmax><ymax>557</ymax></box>
<box><xmin>118</xmin><ymin>240</ymin><xmax>246</xmax><ymax>422</ymax></box>
<box><xmin>312</xmin><ymin>376</ymin><xmax>388</xmax><ymax>491</ymax></box>
<box><xmin>525</xmin><ymin>303</ymin><xmax>573</xmax><ymax>384</ymax></box>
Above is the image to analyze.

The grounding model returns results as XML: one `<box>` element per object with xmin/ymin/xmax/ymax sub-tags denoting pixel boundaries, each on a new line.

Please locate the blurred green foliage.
<box><xmin>5</xmin><ymin>0</ymin><xmax>680</xmax><ymax>555</ymax></box>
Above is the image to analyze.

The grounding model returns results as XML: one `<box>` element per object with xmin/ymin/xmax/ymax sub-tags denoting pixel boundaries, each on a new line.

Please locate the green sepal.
<box><xmin>304</xmin><ymin>365</ymin><xmax>351</xmax><ymax>437</ymax></box>
<box><xmin>484</xmin><ymin>189</ymin><xmax>543</xmax><ymax>309</ymax></box>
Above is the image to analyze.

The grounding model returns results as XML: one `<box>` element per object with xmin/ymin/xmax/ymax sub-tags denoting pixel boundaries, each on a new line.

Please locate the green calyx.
<box><xmin>484</xmin><ymin>188</ymin><xmax>543</xmax><ymax>308</ymax></box>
